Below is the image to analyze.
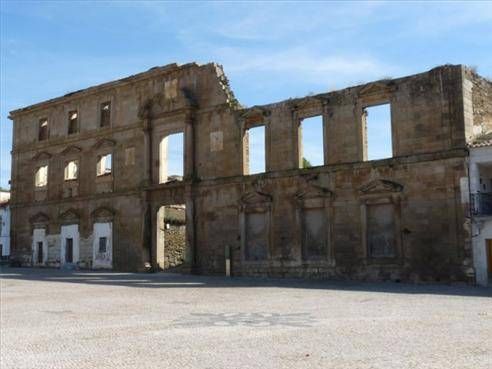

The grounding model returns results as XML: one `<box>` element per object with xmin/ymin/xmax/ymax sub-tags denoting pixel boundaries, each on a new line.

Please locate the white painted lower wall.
<box><xmin>60</xmin><ymin>224</ymin><xmax>80</xmax><ymax>265</ymax></box>
<box><xmin>92</xmin><ymin>222</ymin><xmax>112</xmax><ymax>269</ymax></box>
<box><xmin>0</xmin><ymin>205</ymin><xmax>10</xmax><ymax>258</ymax></box>
<box><xmin>32</xmin><ymin>228</ymin><xmax>48</xmax><ymax>265</ymax></box>
<box><xmin>473</xmin><ymin>219</ymin><xmax>492</xmax><ymax>287</ymax></box>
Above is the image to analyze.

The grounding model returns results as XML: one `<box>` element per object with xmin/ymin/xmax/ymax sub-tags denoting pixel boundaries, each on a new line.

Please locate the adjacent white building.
<box><xmin>469</xmin><ymin>134</ymin><xmax>492</xmax><ymax>286</ymax></box>
<box><xmin>0</xmin><ymin>189</ymin><xmax>11</xmax><ymax>260</ymax></box>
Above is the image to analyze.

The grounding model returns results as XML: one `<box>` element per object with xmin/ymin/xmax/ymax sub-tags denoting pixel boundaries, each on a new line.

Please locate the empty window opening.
<box><xmin>35</xmin><ymin>165</ymin><xmax>48</xmax><ymax>187</ymax></box>
<box><xmin>364</xmin><ymin>104</ymin><xmax>392</xmax><ymax>160</ymax></box>
<box><xmin>98</xmin><ymin>237</ymin><xmax>107</xmax><ymax>253</ymax></box>
<box><xmin>68</xmin><ymin>110</ymin><xmax>79</xmax><ymax>135</ymax></box>
<box><xmin>38</xmin><ymin>118</ymin><xmax>48</xmax><ymax>141</ymax></box>
<box><xmin>299</xmin><ymin>116</ymin><xmax>324</xmax><ymax>168</ymax></box>
<box><xmin>100</xmin><ymin>102</ymin><xmax>111</xmax><ymax>127</ymax></box>
<box><xmin>156</xmin><ymin>204</ymin><xmax>187</xmax><ymax>270</ymax></box>
<box><xmin>159</xmin><ymin>132</ymin><xmax>184</xmax><ymax>183</ymax></box>
<box><xmin>245</xmin><ymin>126</ymin><xmax>266</xmax><ymax>175</ymax></box>
<box><xmin>96</xmin><ymin>154</ymin><xmax>112</xmax><ymax>176</ymax></box>
<box><xmin>64</xmin><ymin>160</ymin><xmax>79</xmax><ymax>180</ymax></box>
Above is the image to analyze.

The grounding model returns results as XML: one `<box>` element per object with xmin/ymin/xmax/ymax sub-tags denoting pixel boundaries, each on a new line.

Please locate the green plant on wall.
<box><xmin>302</xmin><ymin>157</ymin><xmax>312</xmax><ymax>168</ymax></box>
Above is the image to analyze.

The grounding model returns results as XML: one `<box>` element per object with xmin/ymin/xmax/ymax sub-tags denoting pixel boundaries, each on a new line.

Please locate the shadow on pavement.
<box><xmin>1</xmin><ymin>266</ymin><xmax>491</xmax><ymax>298</ymax></box>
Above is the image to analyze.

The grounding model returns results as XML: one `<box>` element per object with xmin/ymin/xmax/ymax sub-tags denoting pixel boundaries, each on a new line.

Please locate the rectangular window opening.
<box><xmin>246</xmin><ymin>125</ymin><xmax>266</xmax><ymax>175</ymax></box>
<box><xmin>35</xmin><ymin>165</ymin><xmax>48</xmax><ymax>187</ymax></box>
<box><xmin>364</xmin><ymin>103</ymin><xmax>392</xmax><ymax>161</ymax></box>
<box><xmin>100</xmin><ymin>102</ymin><xmax>111</xmax><ymax>127</ymax></box>
<box><xmin>96</xmin><ymin>154</ymin><xmax>112</xmax><ymax>176</ymax></box>
<box><xmin>39</xmin><ymin>118</ymin><xmax>48</xmax><ymax>141</ymax></box>
<box><xmin>64</xmin><ymin>160</ymin><xmax>79</xmax><ymax>181</ymax></box>
<box><xmin>68</xmin><ymin>110</ymin><xmax>79</xmax><ymax>135</ymax></box>
<box><xmin>159</xmin><ymin>132</ymin><xmax>184</xmax><ymax>183</ymax></box>
<box><xmin>300</xmin><ymin>115</ymin><xmax>324</xmax><ymax>168</ymax></box>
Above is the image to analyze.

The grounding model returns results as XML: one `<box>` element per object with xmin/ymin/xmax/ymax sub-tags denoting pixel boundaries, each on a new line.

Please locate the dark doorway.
<box><xmin>37</xmin><ymin>242</ymin><xmax>43</xmax><ymax>264</ymax></box>
<box><xmin>65</xmin><ymin>238</ymin><xmax>73</xmax><ymax>263</ymax></box>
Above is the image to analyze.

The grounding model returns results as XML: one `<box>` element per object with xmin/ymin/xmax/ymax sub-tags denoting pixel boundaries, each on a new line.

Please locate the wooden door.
<box><xmin>65</xmin><ymin>238</ymin><xmax>73</xmax><ymax>263</ymax></box>
<box><xmin>37</xmin><ymin>242</ymin><xmax>43</xmax><ymax>264</ymax></box>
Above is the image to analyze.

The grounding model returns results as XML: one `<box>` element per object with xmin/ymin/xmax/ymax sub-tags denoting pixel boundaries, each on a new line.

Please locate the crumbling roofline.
<box><xmin>8</xmin><ymin>62</ymin><xmax>211</xmax><ymax>118</ymax></box>
<box><xmin>238</xmin><ymin>64</ymin><xmax>466</xmax><ymax>112</ymax></box>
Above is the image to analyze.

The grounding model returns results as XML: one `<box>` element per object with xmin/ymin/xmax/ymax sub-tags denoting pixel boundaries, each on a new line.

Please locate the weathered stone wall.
<box><xmin>464</xmin><ymin>67</ymin><xmax>492</xmax><ymax>137</ymax></box>
<box><xmin>192</xmin><ymin>152</ymin><xmax>468</xmax><ymax>282</ymax></box>
<box><xmin>9</xmin><ymin>63</ymin><xmax>486</xmax><ymax>282</ymax></box>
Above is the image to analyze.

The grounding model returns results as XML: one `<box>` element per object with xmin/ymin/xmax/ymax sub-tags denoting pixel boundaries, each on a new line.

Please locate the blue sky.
<box><xmin>1</xmin><ymin>1</ymin><xmax>492</xmax><ymax>188</ymax></box>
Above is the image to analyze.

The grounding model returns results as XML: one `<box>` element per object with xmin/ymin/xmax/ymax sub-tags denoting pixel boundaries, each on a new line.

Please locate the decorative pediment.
<box><xmin>29</xmin><ymin>212</ymin><xmax>50</xmax><ymax>225</ymax></box>
<box><xmin>59</xmin><ymin>208</ymin><xmax>80</xmax><ymax>224</ymax></box>
<box><xmin>59</xmin><ymin>145</ymin><xmax>82</xmax><ymax>155</ymax></box>
<box><xmin>91</xmin><ymin>206</ymin><xmax>115</xmax><ymax>222</ymax></box>
<box><xmin>295</xmin><ymin>185</ymin><xmax>333</xmax><ymax>201</ymax></box>
<box><xmin>92</xmin><ymin>138</ymin><xmax>116</xmax><ymax>150</ymax></box>
<box><xmin>32</xmin><ymin>151</ymin><xmax>52</xmax><ymax>161</ymax></box>
<box><xmin>359</xmin><ymin>179</ymin><xmax>403</xmax><ymax>195</ymax></box>
<box><xmin>240</xmin><ymin>190</ymin><xmax>272</xmax><ymax>206</ymax></box>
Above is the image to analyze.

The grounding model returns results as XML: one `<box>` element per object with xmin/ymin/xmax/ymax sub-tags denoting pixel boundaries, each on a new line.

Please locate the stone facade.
<box><xmin>8</xmin><ymin>63</ymin><xmax>492</xmax><ymax>282</ymax></box>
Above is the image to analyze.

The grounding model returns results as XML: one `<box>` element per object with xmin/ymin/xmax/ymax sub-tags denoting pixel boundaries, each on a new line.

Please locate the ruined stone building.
<box><xmin>8</xmin><ymin>63</ymin><xmax>492</xmax><ymax>284</ymax></box>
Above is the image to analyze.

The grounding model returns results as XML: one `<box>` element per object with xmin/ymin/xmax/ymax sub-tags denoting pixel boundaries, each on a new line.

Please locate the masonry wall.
<box><xmin>9</xmin><ymin>63</ymin><xmax>481</xmax><ymax>282</ymax></box>
<box><xmin>464</xmin><ymin>68</ymin><xmax>492</xmax><ymax>137</ymax></box>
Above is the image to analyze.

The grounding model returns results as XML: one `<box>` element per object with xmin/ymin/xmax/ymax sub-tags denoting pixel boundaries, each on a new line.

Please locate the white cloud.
<box><xmin>214</xmin><ymin>46</ymin><xmax>402</xmax><ymax>86</ymax></box>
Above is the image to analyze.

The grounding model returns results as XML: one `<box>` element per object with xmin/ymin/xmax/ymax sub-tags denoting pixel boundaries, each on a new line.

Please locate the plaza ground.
<box><xmin>1</xmin><ymin>268</ymin><xmax>491</xmax><ymax>369</ymax></box>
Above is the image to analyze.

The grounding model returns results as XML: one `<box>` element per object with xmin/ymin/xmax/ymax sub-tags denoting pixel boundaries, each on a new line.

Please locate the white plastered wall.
<box><xmin>92</xmin><ymin>222</ymin><xmax>112</xmax><ymax>269</ymax></box>
<box><xmin>470</xmin><ymin>145</ymin><xmax>492</xmax><ymax>286</ymax></box>
<box><xmin>32</xmin><ymin>228</ymin><xmax>48</xmax><ymax>265</ymax></box>
<box><xmin>60</xmin><ymin>224</ymin><xmax>80</xmax><ymax>265</ymax></box>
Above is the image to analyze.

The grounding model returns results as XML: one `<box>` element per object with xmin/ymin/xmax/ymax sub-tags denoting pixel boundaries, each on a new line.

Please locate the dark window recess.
<box><xmin>65</xmin><ymin>238</ymin><xmax>73</xmax><ymax>263</ymax></box>
<box><xmin>39</xmin><ymin>118</ymin><xmax>48</xmax><ymax>141</ymax></box>
<box><xmin>37</xmin><ymin>241</ymin><xmax>43</xmax><ymax>264</ymax></box>
<box><xmin>68</xmin><ymin>111</ymin><xmax>78</xmax><ymax>135</ymax></box>
<box><xmin>100</xmin><ymin>102</ymin><xmax>111</xmax><ymax>127</ymax></box>
<box><xmin>367</xmin><ymin>203</ymin><xmax>396</xmax><ymax>258</ymax></box>
<box><xmin>98</xmin><ymin>237</ymin><xmax>107</xmax><ymax>253</ymax></box>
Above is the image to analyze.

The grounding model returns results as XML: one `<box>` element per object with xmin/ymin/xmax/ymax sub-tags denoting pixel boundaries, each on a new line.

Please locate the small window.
<box><xmin>35</xmin><ymin>165</ymin><xmax>48</xmax><ymax>187</ymax></box>
<box><xmin>68</xmin><ymin>110</ymin><xmax>78</xmax><ymax>135</ymax></box>
<box><xmin>245</xmin><ymin>126</ymin><xmax>266</xmax><ymax>175</ymax></box>
<box><xmin>38</xmin><ymin>118</ymin><xmax>48</xmax><ymax>141</ymax></box>
<box><xmin>100</xmin><ymin>102</ymin><xmax>111</xmax><ymax>127</ymax></box>
<box><xmin>363</xmin><ymin>103</ymin><xmax>392</xmax><ymax>160</ymax></box>
<box><xmin>299</xmin><ymin>116</ymin><xmax>324</xmax><ymax>168</ymax></box>
<box><xmin>96</xmin><ymin>154</ymin><xmax>112</xmax><ymax>176</ymax></box>
<box><xmin>98</xmin><ymin>237</ymin><xmax>107</xmax><ymax>253</ymax></box>
<box><xmin>64</xmin><ymin>160</ymin><xmax>79</xmax><ymax>181</ymax></box>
